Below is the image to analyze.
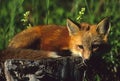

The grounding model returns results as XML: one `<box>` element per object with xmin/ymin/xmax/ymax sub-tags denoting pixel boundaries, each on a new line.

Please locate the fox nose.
<box><xmin>83</xmin><ymin>50</ymin><xmax>92</xmax><ymax>59</ymax></box>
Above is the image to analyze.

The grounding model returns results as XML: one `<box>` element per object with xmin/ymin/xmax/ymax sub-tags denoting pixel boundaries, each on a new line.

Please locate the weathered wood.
<box><xmin>0</xmin><ymin>56</ymin><xmax>86</xmax><ymax>81</ymax></box>
<box><xmin>0</xmin><ymin>63</ymin><xmax>6</xmax><ymax>81</ymax></box>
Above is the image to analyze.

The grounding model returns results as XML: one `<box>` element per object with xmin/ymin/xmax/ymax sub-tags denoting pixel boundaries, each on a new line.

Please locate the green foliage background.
<box><xmin>0</xmin><ymin>0</ymin><xmax>120</xmax><ymax>80</ymax></box>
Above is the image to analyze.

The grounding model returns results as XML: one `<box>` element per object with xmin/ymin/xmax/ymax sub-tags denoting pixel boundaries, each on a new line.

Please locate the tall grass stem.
<box><xmin>46</xmin><ymin>0</ymin><xmax>49</xmax><ymax>24</ymax></box>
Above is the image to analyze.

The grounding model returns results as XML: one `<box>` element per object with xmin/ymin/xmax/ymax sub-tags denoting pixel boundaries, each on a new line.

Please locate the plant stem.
<box><xmin>46</xmin><ymin>0</ymin><xmax>49</xmax><ymax>24</ymax></box>
<box><xmin>85</xmin><ymin>0</ymin><xmax>91</xmax><ymax>16</ymax></box>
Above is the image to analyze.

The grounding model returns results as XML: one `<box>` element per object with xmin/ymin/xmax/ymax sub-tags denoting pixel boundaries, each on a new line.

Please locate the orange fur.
<box><xmin>6</xmin><ymin>18</ymin><xmax>111</xmax><ymax>60</ymax></box>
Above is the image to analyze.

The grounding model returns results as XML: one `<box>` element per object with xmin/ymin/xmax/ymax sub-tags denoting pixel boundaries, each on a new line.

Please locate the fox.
<box><xmin>0</xmin><ymin>18</ymin><xmax>111</xmax><ymax>61</ymax></box>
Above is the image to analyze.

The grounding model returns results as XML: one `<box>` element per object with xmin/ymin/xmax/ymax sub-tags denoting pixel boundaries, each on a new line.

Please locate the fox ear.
<box><xmin>96</xmin><ymin>17</ymin><xmax>111</xmax><ymax>36</ymax></box>
<box><xmin>67</xmin><ymin>18</ymin><xmax>80</xmax><ymax>35</ymax></box>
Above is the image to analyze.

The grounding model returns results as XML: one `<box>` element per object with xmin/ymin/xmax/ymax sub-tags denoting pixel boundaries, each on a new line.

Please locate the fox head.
<box><xmin>67</xmin><ymin>18</ymin><xmax>111</xmax><ymax>59</ymax></box>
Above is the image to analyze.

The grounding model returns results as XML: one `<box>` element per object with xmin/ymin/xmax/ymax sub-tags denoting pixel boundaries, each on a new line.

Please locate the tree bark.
<box><xmin>0</xmin><ymin>56</ymin><xmax>86</xmax><ymax>81</ymax></box>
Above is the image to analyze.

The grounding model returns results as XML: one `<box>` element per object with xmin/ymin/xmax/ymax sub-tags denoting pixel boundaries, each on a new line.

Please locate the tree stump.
<box><xmin>0</xmin><ymin>57</ymin><xmax>86</xmax><ymax>81</ymax></box>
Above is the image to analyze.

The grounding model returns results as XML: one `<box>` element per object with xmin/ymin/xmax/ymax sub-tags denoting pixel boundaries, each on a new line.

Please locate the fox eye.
<box><xmin>92</xmin><ymin>44</ymin><xmax>100</xmax><ymax>49</ymax></box>
<box><xmin>78</xmin><ymin>45</ymin><xmax>84</xmax><ymax>49</ymax></box>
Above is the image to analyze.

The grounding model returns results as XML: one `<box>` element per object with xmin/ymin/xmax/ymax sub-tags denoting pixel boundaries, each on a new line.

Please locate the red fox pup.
<box><xmin>8</xmin><ymin>18</ymin><xmax>111</xmax><ymax>59</ymax></box>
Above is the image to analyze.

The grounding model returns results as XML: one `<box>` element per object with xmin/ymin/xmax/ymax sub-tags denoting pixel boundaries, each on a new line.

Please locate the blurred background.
<box><xmin>0</xmin><ymin>0</ymin><xmax>120</xmax><ymax>81</ymax></box>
